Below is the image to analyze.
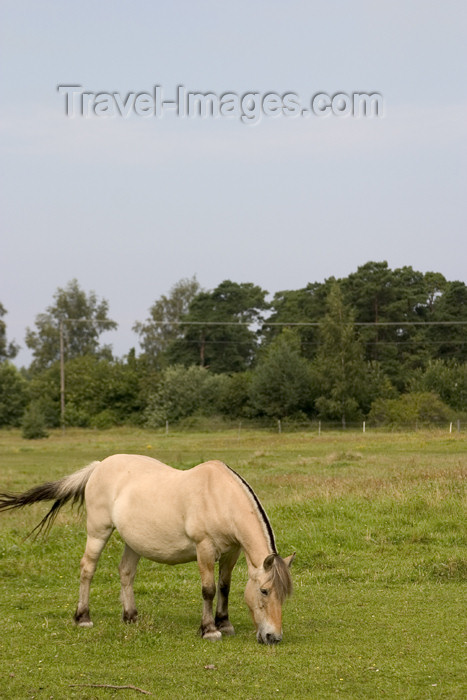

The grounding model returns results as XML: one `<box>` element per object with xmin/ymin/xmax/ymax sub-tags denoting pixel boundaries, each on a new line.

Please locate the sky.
<box><xmin>1</xmin><ymin>1</ymin><xmax>466</xmax><ymax>366</ymax></box>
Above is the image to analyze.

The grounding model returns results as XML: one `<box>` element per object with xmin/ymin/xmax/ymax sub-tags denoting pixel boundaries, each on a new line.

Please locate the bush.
<box><xmin>0</xmin><ymin>362</ymin><xmax>29</xmax><ymax>426</ymax></box>
<box><xmin>368</xmin><ymin>392</ymin><xmax>452</xmax><ymax>428</ymax></box>
<box><xmin>27</xmin><ymin>355</ymin><xmax>144</xmax><ymax>428</ymax></box>
<box><xmin>250</xmin><ymin>331</ymin><xmax>315</xmax><ymax>418</ymax></box>
<box><xmin>90</xmin><ymin>409</ymin><xmax>119</xmax><ymax>430</ymax></box>
<box><xmin>64</xmin><ymin>402</ymin><xmax>91</xmax><ymax>427</ymax></box>
<box><xmin>144</xmin><ymin>365</ymin><xmax>228</xmax><ymax>427</ymax></box>
<box><xmin>216</xmin><ymin>372</ymin><xmax>254</xmax><ymax>418</ymax></box>
<box><xmin>410</xmin><ymin>360</ymin><xmax>467</xmax><ymax>411</ymax></box>
<box><xmin>22</xmin><ymin>403</ymin><xmax>49</xmax><ymax>439</ymax></box>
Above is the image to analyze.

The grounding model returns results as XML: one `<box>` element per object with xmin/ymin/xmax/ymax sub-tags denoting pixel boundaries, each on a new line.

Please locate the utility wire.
<box><xmin>136</xmin><ymin>320</ymin><xmax>467</xmax><ymax>327</ymax></box>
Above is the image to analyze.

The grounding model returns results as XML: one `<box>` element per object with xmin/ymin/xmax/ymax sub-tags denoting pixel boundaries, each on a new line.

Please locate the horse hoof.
<box><xmin>77</xmin><ymin>620</ymin><xmax>94</xmax><ymax>628</ymax></box>
<box><xmin>74</xmin><ymin>610</ymin><xmax>93</xmax><ymax>628</ymax></box>
<box><xmin>218</xmin><ymin>622</ymin><xmax>235</xmax><ymax>636</ymax></box>
<box><xmin>123</xmin><ymin>610</ymin><xmax>138</xmax><ymax>624</ymax></box>
<box><xmin>202</xmin><ymin>630</ymin><xmax>222</xmax><ymax>642</ymax></box>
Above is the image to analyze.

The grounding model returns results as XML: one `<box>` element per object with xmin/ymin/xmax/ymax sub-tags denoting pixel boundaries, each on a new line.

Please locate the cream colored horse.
<box><xmin>0</xmin><ymin>455</ymin><xmax>294</xmax><ymax>644</ymax></box>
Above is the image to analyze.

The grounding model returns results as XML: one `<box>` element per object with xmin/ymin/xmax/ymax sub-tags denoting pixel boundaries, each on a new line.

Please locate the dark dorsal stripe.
<box><xmin>224</xmin><ymin>464</ymin><xmax>277</xmax><ymax>554</ymax></box>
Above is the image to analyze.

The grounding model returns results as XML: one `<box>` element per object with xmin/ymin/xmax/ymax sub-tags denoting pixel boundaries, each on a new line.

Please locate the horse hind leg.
<box><xmin>74</xmin><ymin>530</ymin><xmax>112</xmax><ymax>627</ymax></box>
<box><xmin>215</xmin><ymin>548</ymin><xmax>240</xmax><ymax>636</ymax></box>
<box><xmin>119</xmin><ymin>544</ymin><xmax>140</xmax><ymax>623</ymax></box>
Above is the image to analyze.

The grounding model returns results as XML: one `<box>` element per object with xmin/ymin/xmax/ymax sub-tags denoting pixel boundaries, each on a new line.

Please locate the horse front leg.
<box><xmin>119</xmin><ymin>544</ymin><xmax>140</xmax><ymax>623</ymax></box>
<box><xmin>215</xmin><ymin>548</ymin><xmax>240</xmax><ymax>636</ymax></box>
<box><xmin>196</xmin><ymin>540</ymin><xmax>221</xmax><ymax>641</ymax></box>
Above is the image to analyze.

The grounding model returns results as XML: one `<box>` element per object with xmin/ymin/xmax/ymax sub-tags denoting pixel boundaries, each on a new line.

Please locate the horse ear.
<box><xmin>263</xmin><ymin>554</ymin><xmax>276</xmax><ymax>571</ymax></box>
<box><xmin>283</xmin><ymin>553</ymin><xmax>296</xmax><ymax>568</ymax></box>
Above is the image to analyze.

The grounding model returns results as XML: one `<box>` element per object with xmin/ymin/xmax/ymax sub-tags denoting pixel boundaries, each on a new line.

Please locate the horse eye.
<box><xmin>260</xmin><ymin>588</ymin><xmax>269</xmax><ymax>596</ymax></box>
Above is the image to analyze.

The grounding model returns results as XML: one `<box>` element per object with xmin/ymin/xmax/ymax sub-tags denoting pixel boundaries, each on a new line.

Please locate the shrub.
<box><xmin>21</xmin><ymin>403</ymin><xmax>49</xmax><ymax>439</ymax></box>
<box><xmin>250</xmin><ymin>331</ymin><xmax>315</xmax><ymax>418</ymax></box>
<box><xmin>64</xmin><ymin>402</ymin><xmax>91</xmax><ymax>427</ymax></box>
<box><xmin>410</xmin><ymin>360</ymin><xmax>467</xmax><ymax>411</ymax></box>
<box><xmin>368</xmin><ymin>392</ymin><xmax>452</xmax><ymax>428</ymax></box>
<box><xmin>0</xmin><ymin>362</ymin><xmax>29</xmax><ymax>426</ymax></box>
<box><xmin>90</xmin><ymin>409</ymin><xmax>119</xmax><ymax>430</ymax></box>
<box><xmin>216</xmin><ymin>372</ymin><xmax>254</xmax><ymax>418</ymax></box>
<box><xmin>144</xmin><ymin>365</ymin><xmax>227</xmax><ymax>427</ymax></box>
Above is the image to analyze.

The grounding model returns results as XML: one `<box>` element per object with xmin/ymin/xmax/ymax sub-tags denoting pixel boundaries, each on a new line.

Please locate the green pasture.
<box><xmin>0</xmin><ymin>428</ymin><xmax>465</xmax><ymax>699</ymax></box>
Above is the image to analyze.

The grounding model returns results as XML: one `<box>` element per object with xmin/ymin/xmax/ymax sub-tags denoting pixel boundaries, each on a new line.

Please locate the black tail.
<box><xmin>0</xmin><ymin>461</ymin><xmax>98</xmax><ymax>538</ymax></box>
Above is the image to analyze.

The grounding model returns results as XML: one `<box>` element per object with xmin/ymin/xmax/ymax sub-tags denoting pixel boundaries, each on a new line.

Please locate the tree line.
<box><xmin>1</xmin><ymin>262</ymin><xmax>466</xmax><ymax>434</ymax></box>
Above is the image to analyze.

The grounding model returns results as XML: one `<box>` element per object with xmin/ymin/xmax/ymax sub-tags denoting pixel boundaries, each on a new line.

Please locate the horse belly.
<box><xmin>113</xmin><ymin>499</ymin><xmax>197</xmax><ymax>565</ymax></box>
<box><xmin>125</xmin><ymin>530</ymin><xmax>197</xmax><ymax>564</ymax></box>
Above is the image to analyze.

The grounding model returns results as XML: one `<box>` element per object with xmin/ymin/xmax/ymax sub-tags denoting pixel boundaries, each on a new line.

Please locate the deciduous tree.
<box><xmin>133</xmin><ymin>276</ymin><xmax>201</xmax><ymax>367</ymax></box>
<box><xmin>25</xmin><ymin>280</ymin><xmax>117</xmax><ymax>370</ymax></box>
<box><xmin>0</xmin><ymin>303</ymin><xmax>19</xmax><ymax>361</ymax></box>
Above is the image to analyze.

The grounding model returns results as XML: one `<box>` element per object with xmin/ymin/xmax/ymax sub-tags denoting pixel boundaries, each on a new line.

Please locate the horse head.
<box><xmin>244</xmin><ymin>552</ymin><xmax>295</xmax><ymax>644</ymax></box>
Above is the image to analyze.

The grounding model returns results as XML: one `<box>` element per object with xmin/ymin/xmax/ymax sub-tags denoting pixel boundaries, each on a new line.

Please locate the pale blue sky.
<box><xmin>1</xmin><ymin>1</ymin><xmax>466</xmax><ymax>364</ymax></box>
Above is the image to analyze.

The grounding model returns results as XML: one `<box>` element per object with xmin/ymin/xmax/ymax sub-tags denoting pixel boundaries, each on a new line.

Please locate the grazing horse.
<box><xmin>0</xmin><ymin>455</ymin><xmax>294</xmax><ymax>643</ymax></box>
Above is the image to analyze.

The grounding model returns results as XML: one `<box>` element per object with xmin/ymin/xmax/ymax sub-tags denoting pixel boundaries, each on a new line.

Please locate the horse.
<box><xmin>0</xmin><ymin>454</ymin><xmax>294</xmax><ymax>644</ymax></box>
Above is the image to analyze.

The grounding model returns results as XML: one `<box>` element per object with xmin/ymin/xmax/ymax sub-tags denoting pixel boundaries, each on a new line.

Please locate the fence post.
<box><xmin>278</xmin><ymin>419</ymin><xmax>282</xmax><ymax>434</ymax></box>
<box><xmin>363</xmin><ymin>421</ymin><xmax>366</xmax><ymax>433</ymax></box>
<box><xmin>457</xmin><ymin>419</ymin><xmax>461</xmax><ymax>433</ymax></box>
<box><xmin>318</xmin><ymin>420</ymin><xmax>321</xmax><ymax>436</ymax></box>
<box><xmin>449</xmin><ymin>422</ymin><xmax>453</xmax><ymax>434</ymax></box>
<box><xmin>165</xmin><ymin>420</ymin><xmax>169</xmax><ymax>436</ymax></box>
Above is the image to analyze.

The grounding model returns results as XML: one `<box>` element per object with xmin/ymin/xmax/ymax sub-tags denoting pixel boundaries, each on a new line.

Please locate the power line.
<box><xmin>142</xmin><ymin>320</ymin><xmax>467</xmax><ymax>327</ymax></box>
<box><xmin>173</xmin><ymin>338</ymin><xmax>467</xmax><ymax>346</ymax></box>
<box><xmin>58</xmin><ymin>318</ymin><xmax>116</xmax><ymax>325</ymax></box>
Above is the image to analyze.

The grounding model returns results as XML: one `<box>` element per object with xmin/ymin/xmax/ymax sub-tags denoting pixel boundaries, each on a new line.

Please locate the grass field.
<box><xmin>0</xmin><ymin>427</ymin><xmax>465</xmax><ymax>699</ymax></box>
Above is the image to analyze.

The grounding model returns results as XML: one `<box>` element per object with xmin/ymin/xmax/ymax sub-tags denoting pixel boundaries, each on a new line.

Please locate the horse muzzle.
<box><xmin>257</xmin><ymin>629</ymin><xmax>283</xmax><ymax>644</ymax></box>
